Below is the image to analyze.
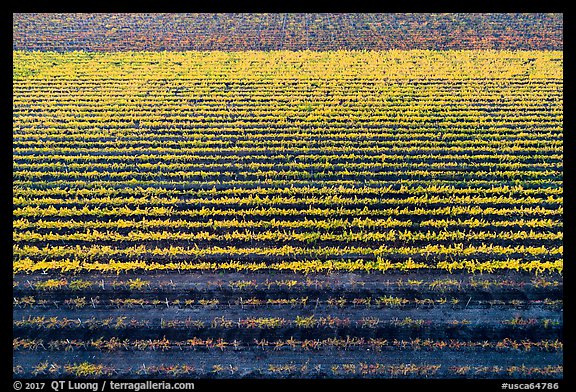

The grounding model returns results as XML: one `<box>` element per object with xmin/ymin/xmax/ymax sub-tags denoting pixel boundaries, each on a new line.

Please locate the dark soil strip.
<box><xmin>13</xmin><ymin>325</ymin><xmax>562</xmax><ymax>343</ymax></box>
<box><xmin>13</xmin><ymin>271</ymin><xmax>563</xmax><ymax>299</ymax></box>
<box><xmin>13</xmin><ymin>288</ymin><xmax>563</xmax><ymax>304</ymax></box>
<box><xmin>13</xmin><ymin>349</ymin><xmax>563</xmax><ymax>379</ymax></box>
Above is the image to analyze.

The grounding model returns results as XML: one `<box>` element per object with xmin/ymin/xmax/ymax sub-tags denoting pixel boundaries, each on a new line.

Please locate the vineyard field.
<box><xmin>13</xmin><ymin>45</ymin><xmax>563</xmax><ymax>378</ymax></box>
<box><xmin>13</xmin><ymin>13</ymin><xmax>563</xmax><ymax>51</ymax></box>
